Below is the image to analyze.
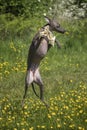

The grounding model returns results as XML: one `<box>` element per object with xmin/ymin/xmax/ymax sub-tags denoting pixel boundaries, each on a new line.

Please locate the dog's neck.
<box><xmin>43</xmin><ymin>24</ymin><xmax>54</xmax><ymax>32</ymax></box>
<box><xmin>39</xmin><ymin>24</ymin><xmax>56</xmax><ymax>46</ymax></box>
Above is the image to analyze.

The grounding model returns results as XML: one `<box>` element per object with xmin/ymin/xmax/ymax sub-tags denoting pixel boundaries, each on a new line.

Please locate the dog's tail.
<box><xmin>31</xmin><ymin>83</ymin><xmax>39</xmax><ymax>98</ymax></box>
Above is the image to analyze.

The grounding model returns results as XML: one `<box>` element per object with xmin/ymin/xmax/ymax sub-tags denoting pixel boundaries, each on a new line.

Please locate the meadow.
<box><xmin>0</xmin><ymin>18</ymin><xmax>87</xmax><ymax>130</ymax></box>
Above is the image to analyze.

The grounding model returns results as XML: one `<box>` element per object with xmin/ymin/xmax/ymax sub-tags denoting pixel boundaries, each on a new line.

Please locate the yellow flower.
<box><xmin>4</xmin><ymin>107</ymin><xmax>7</xmax><ymax>110</ymax></box>
<box><xmin>0</xmin><ymin>76</ymin><xmax>2</xmax><ymax>80</ymax></box>
<box><xmin>4</xmin><ymin>70</ymin><xmax>10</xmax><ymax>75</ymax></box>
<box><xmin>85</xmin><ymin>119</ymin><xmax>87</xmax><ymax>122</ymax></box>
<box><xmin>63</xmin><ymin>105</ymin><xmax>69</xmax><ymax>110</ymax></box>
<box><xmin>57</xmin><ymin>124</ymin><xmax>61</xmax><ymax>128</ymax></box>
<box><xmin>12</xmin><ymin>116</ymin><xmax>15</xmax><ymax>120</ymax></box>
<box><xmin>3</xmin><ymin>62</ymin><xmax>9</xmax><ymax>66</ymax></box>
<box><xmin>29</xmin><ymin>127</ymin><xmax>34</xmax><ymax>130</ymax></box>
<box><xmin>69</xmin><ymin>124</ymin><xmax>75</xmax><ymax>128</ymax></box>
<box><xmin>65</xmin><ymin>31</ymin><xmax>69</xmax><ymax>35</ymax></box>
<box><xmin>70</xmin><ymin>79</ymin><xmax>73</xmax><ymax>83</ymax></box>
<box><xmin>55</xmin><ymin>106</ymin><xmax>58</xmax><ymax>110</ymax></box>
<box><xmin>47</xmin><ymin>114</ymin><xmax>51</xmax><ymax>119</ymax></box>
<box><xmin>78</xmin><ymin>126</ymin><xmax>85</xmax><ymax>130</ymax></box>
<box><xmin>76</xmin><ymin>63</ymin><xmax>79</xmax><ymax>67</ymax></box>
<box><xmin>24</xmin><ymin>105</ymin><xmax>28</xmax><ymax>109</ymax></box>
<box><xmin>13</xmin><ymin>67</ymin><xmax>19</xmax><ymax>72</ymax></box>
<box><xmin>14</xmin><ymin>128</ymin><xmax>17</xmax><ymax>130</ymax></box>
<box><xmin>79</xmin><ymin>110</ymin><xmax>83</xmax><ymax>114</ymax></box>
<box><xmin>41</xmin><ymin>126</ymin><xmax>45</xmax><ymax>129</ymax></box>
<box><xmin>37</xmin><ymin>125</ymin><xmax>40</xmax><ymax>128</ymax></box>
<box><xmin>0</xmin><ymin>117</ymin><xmax>2</xmax><ymax>121</ymax></box>
<box><xmin>17</xmin><ymin>123</ymin><xmax>20</xmax><ymax>126</ymax></box>
<box><xmin>51</xmin><ymin>112</ymin><xmax>56</xmax><ymax>116</ymax></box>
<box><xmin>21</xmin><ymin>122</ymin><xmax>24</xmax><ymax>126</ymax></box>
<box><xmin>24</xmin><ymin>112</ymin><xmax>28</xmax><ymax>115</ymax></box>
<box><xmin>8</xmin><ymin>117</ymin><xmax>12</xmax><ymax>121</ymax></box>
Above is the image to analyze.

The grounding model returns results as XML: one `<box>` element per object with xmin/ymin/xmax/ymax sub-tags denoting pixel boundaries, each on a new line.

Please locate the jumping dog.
<box><xmin>22</xmin><ymin>16</ymin><xmax>66</xmax><ymax>107</ymax></box>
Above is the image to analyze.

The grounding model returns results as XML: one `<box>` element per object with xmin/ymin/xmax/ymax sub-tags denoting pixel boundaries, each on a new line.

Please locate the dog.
<box><xmin>22</xmin><ymin>16</ymin><xmax>66</xmax><ymax>107</ymax></box>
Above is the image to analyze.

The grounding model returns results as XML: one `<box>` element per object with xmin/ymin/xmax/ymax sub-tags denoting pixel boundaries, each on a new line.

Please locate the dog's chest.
<box><xmin>36</xmin><ymin>39</ymin><xmax>48</xmax><ymax>58</ymax></box>
<box><xmin>39</xmin><ymin>25</ymin><xmax>55</xmax><ymax>46</ymax></box>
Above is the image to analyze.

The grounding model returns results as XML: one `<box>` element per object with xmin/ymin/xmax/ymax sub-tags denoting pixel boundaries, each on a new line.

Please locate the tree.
<box><xmin>50</xmin><ymin>0</ymin><xmax>87</xmax><ymax>19</ymax></box>
<box><xmin>0</xmin><ymin>0</ymin><xmax>52</xmax><ymax>17</ymax></box>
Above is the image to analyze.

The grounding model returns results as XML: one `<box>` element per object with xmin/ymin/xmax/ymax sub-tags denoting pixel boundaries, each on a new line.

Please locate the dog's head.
<box><xmin>45</xmin><ymin>16</ymin><xmax>66</xmax><ymax>34</ymax></box>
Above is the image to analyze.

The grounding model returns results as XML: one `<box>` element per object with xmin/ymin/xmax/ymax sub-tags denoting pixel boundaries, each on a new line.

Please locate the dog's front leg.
<box><xmin>55</xmin><ymin>39</ymin><xmax>61</xmax><ymax>49</ymax></box>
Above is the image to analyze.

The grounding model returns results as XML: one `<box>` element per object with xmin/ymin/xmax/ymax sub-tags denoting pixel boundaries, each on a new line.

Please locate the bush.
<box><xmin>63</xmin><ymin>19</ymin><xmax>87</xmax><ymax>50</ymax></box>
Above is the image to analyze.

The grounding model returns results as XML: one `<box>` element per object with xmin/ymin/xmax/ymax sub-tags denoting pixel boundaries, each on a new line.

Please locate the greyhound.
<box><xmin>22</xmin><ymin>16</ymin><xmax>66</xmax><ymax>107</ymax></box>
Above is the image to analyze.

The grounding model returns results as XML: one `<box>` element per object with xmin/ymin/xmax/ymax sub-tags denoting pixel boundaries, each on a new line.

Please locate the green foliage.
<box><xmin>0</xmin><ymin>14</ymin><xmax>44</xmax><ymax>39</ymax></box>
<box><xmin>0</xmin><ymin>0</ymin><xmax>52</xmax><ymax>39</ymax></box>
<box><xmin>0</xmin><ymin>0</ymin><xmax>52</xmax><ymax>17</ymax></box>
<box><xmin>0</xmin><ymin>86</ymin><xmax>87</xmax><ymax>129</ymax></box>
<box><xmin>0</xmin><ymin>36</ymin><xmax>87</xmax><ymax>130</ymax></box>
<box><xmin>63</xmin><ymin>19</ymin><xmax>87</xmax><ymax>50</ymax></box>
<box><xmin>0</xmin><ymin>0</ymin><xmax>87</xmax><ymax>39</ymax></box>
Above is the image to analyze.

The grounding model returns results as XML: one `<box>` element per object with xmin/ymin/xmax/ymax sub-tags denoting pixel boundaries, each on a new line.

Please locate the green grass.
<box><xmin>0</xmin><ymin>19</ymin><xmax>87</xmax><ymax>130</ymax></box>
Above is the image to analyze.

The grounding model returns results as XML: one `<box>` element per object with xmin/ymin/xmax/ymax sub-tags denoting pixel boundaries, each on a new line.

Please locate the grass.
<box><xmin>0</xmin><ymin>19</ymin><xmax>87</xmax><ymax>130</ymax></box>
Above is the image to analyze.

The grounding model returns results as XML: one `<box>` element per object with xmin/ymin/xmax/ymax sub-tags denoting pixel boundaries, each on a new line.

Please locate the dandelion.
<box><xmin>43</xmin><ymin>13</ymin><xmax>46</xmax><ymax>16</ymax></box>
<box><xmin>64</xmin><ymin>122</ymin><xmax>66</xmax><ymax>125</ymax></box>
<box><xmin>24</xmin><ymin>105</ymin><xmax>28</xmax><ymax>109</ymax></box>
<box><xmin>13</xmin><ymin>67</ymin><xmax>19</xmax><ymax>72</ymax></box>
<box><xmin>4</xmin><ymin>106</ymin><xmax>7</xmax><ymax>110</ymax></box>
<box><xmin>79</xmin><ymin>110</ymin><xmax>83</xmax><ymax>114</ymax></box>
<box><xmin>57</xmin><ymin>124</ymin><xmax>61</xmax><ymax>128</ymax></box>
<box><xmin>14</xmin><ymin>128</ymin><xmax>17</xmax><ymax>130</ymax></box>
<box><xmin>0</xmin><ymin>64</ymin><xmax>2</xmax><ymax>69</ymax></box>
<box><xmin>57</xmin><ymin>118</ymin><xmax>60</xmax><ymax>121</ymax></box>
<box><xmin>12</xmin><ymin>116</ymin><xmax>15</xmax><ymax>120</ymax></box>
<box><xmin>16</xmin><ymin>123</ymin><xmax>20</xmax><ymax>126</ymax></box>
<box><xmin>41</xmin><ymin>126</ymin><xmax>46</xmax><ymax>129</ymax></box>
<box><xmin>65</xmin><ymin>32</ymin><xmax>69</xmax><ymax>35</ymax></box>
<box><xmin>37</xmin><ymin>125</ymin><xmax>40</xmax><ymax>128</ymax></box>
<box><xmin>61</xmin><ymin>94</ymin><xmax>64</xmax><ymax>97</ymax></box>
<box><xmin>24</xmin><ymin>112</ymin><xmax>28</xmax><ymax>115</ymax></box>
<box><xmin>3</xmin><ymin>62</ymin><xmax>9</xmax><ymax>66</ymax></box>
<box><xmin>70</xmin><ymin>79</ymin><xmax>73</xmax><ymax>83</ymax></box>
<box><xmin>55</xmin><ymin>106</ymin><xmax>58</xmax><ymax>111</ymax></box>
<box><xmin>76</xmin><ymin>63</ymin><xmax>79</xmax><ymax>67</ymax></box>
<box><xmin>78</xmin><ymin>96</ymin><xmax>81</xmax><ymax>99</ymax></box>
<box><xmin>21</xmin><ymin>122</ymin><xmax>24</xmax><ymax>126</ymax></box>
<box><xmin>48</xmin><ymin>114</ymin><xmax>51</xmax><ymax>119</ymax></box>
<box><xmin>69</xmin><ymin>124</ymin><xmax>75</xmax><ymax>128</ymax></box>
<box><xmin>8</xmin><ymin>117</ymin><xmax>12</xmax><ymax>121</ymax></box>
<box><xmin>0</xmin><ymin>117</ymin><xmax>2</xmax><ymax>121</ymax></box>
<box><xmin>4</xmin><ymin>70</ymin><xmax>10</xmax><ymax>75</ymax></box>
<box><xmin>63</xmin><ymin>105</ymin><xmax>69</xmax><ymax>110</ymax></box>
<box><xmin>51</xmin><ymin>112</ymin><xmax>56</xmax><ymax>116</ymax></box>
<box><xmin>29</xmin><ymin>127</ymin><xmax>34</xmax><ymax>130</ymax></box>
<box><xmin>85</xmin><ymin>119</ymin><xmax>87</xmax><ymax>122</ymax></box>
<box><xmin>78</xmin><ymin>126</ymin><xmax>85</xmax><ymax>130</ymax></box>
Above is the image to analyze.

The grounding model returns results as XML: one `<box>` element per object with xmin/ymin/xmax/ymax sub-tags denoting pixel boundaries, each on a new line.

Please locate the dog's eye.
<box><xmin>56</xmin><ymin>25</ymin><xmax>60</xmax><ymax>28</ymax></box>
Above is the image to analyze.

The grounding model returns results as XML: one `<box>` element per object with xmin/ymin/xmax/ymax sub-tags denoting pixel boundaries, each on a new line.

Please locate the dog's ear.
<box><xmin>44</xmin><ymin>16</ymin><xmax>50</xmax><ymax>23</ymax></box>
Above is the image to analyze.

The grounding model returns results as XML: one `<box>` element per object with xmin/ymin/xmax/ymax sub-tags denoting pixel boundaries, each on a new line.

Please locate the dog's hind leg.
<box><xmin>22</xmin><ymin>70</ymin><xmax>33</xmax><ymax>107</ymax></box>
<box><xmin>34</xmin><ymin>69</ymin><xmax>49</xmax><ymax>107</ymax></box>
